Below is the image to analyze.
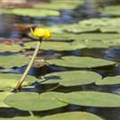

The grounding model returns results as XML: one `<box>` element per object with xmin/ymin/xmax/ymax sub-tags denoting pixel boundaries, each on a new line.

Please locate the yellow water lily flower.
<box><xmin>30</xmin><ymin>27</ymin><xmax>51</xmax><ymax>39</ymax></box>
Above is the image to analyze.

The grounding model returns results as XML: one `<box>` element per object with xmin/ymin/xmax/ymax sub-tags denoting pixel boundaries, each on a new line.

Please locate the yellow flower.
<box><xmin>30</xmin><ymin>27</ymin><xmax>51</xmax><ymax>39</ymax></box>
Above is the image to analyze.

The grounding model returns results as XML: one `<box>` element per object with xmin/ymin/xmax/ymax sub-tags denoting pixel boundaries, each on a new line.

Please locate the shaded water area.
<box><xmin>1</xmin><ymin>1</ymin><xmax>120</xmax><ymax>120</ymax></box>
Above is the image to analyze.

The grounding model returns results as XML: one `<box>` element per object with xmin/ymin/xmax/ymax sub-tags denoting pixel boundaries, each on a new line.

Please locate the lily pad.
<box><xmin>0</xmin><ymin>92</ymin><xmax>12</xmax><ymax>107</ymax></box>
<box><xmin>0</xmin><ymin>55</ymin><xmax>29</xmax><ymax>68</ymax></box>
<box><xmin>12</xmin><ymin>8</ymin><xmax>60</xmax><ymax>17</ymax></box>
<box><xmin>101</xmin><ymin>6</ymin><xmax>120</xmax><ymax>16</ymax></box>
<box><xmin>57</xmin><ymin>91</ymin><xmax>120</xmax><ymax>107</ymax></box>
<box><xmin>41</xmin><ymin>71</ymin><xmax>101</xmax><ymax>86</ymax></box>
<box><xmin>48</xmin><ymin>56</ymin><xmax>115</xmax><ymax>68</ymax></box>
<box><xmin>41</xmin><ymin>112</ymin><xmax>103</xmax><ymax>120</ymax></box>
<box><xmin>0</xmin><ymin>73</ymin><xmax>37</xmax><ymax>91</ymax></box>
<box><xmin>76</xmin><ymin>40</ymin><xmax>108</xmax><ymax>48</ymax></box>
<box><xmin>0</xmin><ymin>44</ymin><xmax>22</xmax><ymax>52</ymax></box>
<box><xmin>35</xmin><ymin>0</ymin><xmax>83</xmax><ymax>10</ymax></box>
<box><xmin>50</xmin><ymin>33</ymin><xmax>120</xmax><ymax>48</ymax></box>
<box><xmin>96</xmin><ymin>76</ymin><xmax>120</xmax><ymax>85</ymax></box>
<box><xmin>24</xmin><ymin>41</ymin><xmax>85</xmax><ymax>51</ymax></box>
<box><xmin>73</xmin><ymin>33</ymin><xmax>120</xmax><ymax>41</ymax></box>
<box><xmin>4</xmin><ymin>92</ymin><xmax>67</xmax><ymax>111</ymax></box>
<box><xmin>49</xmin><ymin>18</ymin><xmax>120</xmax><ymax>33</ymax></box>
<box><xmin>65</xmin><ymin>24</ymin><xmax>98</xmax><ymax>33</ymax></box>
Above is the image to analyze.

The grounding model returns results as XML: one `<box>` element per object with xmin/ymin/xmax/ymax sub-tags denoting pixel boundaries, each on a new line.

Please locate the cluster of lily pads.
<box><xmin>1</xmin><ymin>1</ymin><xmax>120</xmax><ymax>120</ymax></box>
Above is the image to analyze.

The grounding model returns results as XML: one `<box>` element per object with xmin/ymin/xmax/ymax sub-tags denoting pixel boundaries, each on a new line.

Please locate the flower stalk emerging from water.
<box><xmin>15</xmin><ymin>27</ymin><xmax>51</xmax><ymax>90</ymax></box>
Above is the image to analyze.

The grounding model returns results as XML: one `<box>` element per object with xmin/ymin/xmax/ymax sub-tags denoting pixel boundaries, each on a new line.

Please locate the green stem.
<box><xmin>15</xmin><ymin>39</ymin><xmax>42</xmax><ymax>90</ymax></box>
<box><xmin>29</xmin><ymin>111</ymin><xmax>34</xmax><ymax>116</ymax></box>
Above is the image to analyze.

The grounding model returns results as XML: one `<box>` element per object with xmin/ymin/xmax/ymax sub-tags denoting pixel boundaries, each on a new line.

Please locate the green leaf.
<box><xmin>4</xmin><ymin>92</ymin><xmax>67</xmax><ymax>111</ymax></box>
<box><xmin>101</xmin><ymin>6</ymin><xmax>120</xmax><ymax>16</ymax></box>
<box><xmin>0</xmin><ymin>73</ymin><xmax>37</xmax><ymax>91</ymax></box>
<box><xmin>35</xmin><ymin>0</ymin><xmax>83</xmax><ymax>10</ymax></box>
<box><xmin>73</xmin><ymin>33</ymin><xmax>120</xmax><ymax>41</ymax></box>
<box><xmin>12</xmin><ymin>8</ymin><xmax>60</xmax><ymax>17</ymax></box>
<box><xmin>0</xmin><ymin>55</ymin><xmax>29</xmax><ymax>68</ymax></box>
<box><xmin>57</xmin><ymin>91</ymin><xmax>120</xmax><ymax>107</ymax></box>
<box><xmin>49</xmin><ymin>18</ymin><xmax>120</xmax><ymax>33</ymax></box>
<box><xmin>48</xmin><ymin>56</ymin><xmax>115</xmax><ymax>68</ymax></box>
<box><xmin>0</xmin><ymin>44</ymin><xmax>22</xmax><ymax>52</ymax></box>
<box><xmin>41</xmin><ymin>71</ymin><xmax>101</xmax><ymax>86</ymax></box>
<box><xmin>96</xmin><ymin>76</ymin><xmax>120</xmax><ymax>85</ymax></box>
<box><xmin>0</xmin><ymin>92</ymin><xmax>12</xmax><ymax>108</ymax></box>
<box><xmin>72</xmin><ymin>33</ymin><xmax>120</xmax><ymax>48</ymax></box>
<box><xmin>40</xmin><ymin>112</ymin><xmax>103</xmax><ymax>120</ymax></box>
<box><xmin>24</xmin><ymin>41</ymin><xmax>85</xmax><ymax>51</ymax></box>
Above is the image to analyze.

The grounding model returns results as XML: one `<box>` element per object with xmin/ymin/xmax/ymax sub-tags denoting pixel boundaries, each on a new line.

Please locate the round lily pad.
<box><xmin>57</xmin><ymin>91</ymin><xmax>120</xmax><ymax>107</ymax></box>
<box><xmin>24</xmin><ymin>41</ymin><xmax>85</xmax><ymax>51</ymax></box>
<box><xmin>96</xmin><ymin>76</ymin><xmax>120</xmax><ymax>85</ymax></box>
<box><xmin>35</xmin><ymin>0</ymin><xmax>83</xmax><ymax>10</ymax></box>
<box><xmin>0</xmin><ymin>116</ymin><xmax>41</xmax><ymax>120</ymax></box>
<box><xmin>48</xmin><ymin>56</ymin><xmax>115</xmax><ymax>68</ymax></box>
<box><xmin>12</xmin><ymin>8</ymin><xmax>60</xmax><ymax>17</ymax></box>
<box><xmin>41</xmin><ymin>71</ymin><xmax>101</xmax><ymax>86</ymax></box>
<box><xmin>0</xmin><ymin>73</ymin><xmax>37</xmax><ymax>91</ymax></box>
<box><xmin>40</xmin><ymin>112</ymin><xmax>103</xmax><ymax>120</ymax></box>
<box><xmin>74</xmin><ymin>33</ymin><xmax>120</xmax><ymax>41</ymax></box>
<box><xmin>0</xmin><ymin>92</ymin><xmax>12</xmax><ymax>108</ymax></box>
<box><xmin>101</xmin><ymin>6</ymin><xmax>120</xmax><ymax>16</ymax></box>
<box><xmin>0</xmin><ymin>44</ymin><xmax>22</xmax><ymax>52</ymax></box>
<box><xmin>4</xmin><ymin>92</ymin><xmax>67</xmax><ymax>111</ymax></box>
<box><xmin>0</xmin><ymin>55</ymin><xmax>29</xmax><ymax>68</ymax></box>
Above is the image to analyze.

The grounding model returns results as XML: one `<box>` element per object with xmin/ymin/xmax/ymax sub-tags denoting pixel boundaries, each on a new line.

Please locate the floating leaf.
<box><xmin>49</xmin><ymin>18</ymin><xmax>120</xmax><ymax>33</ymax></box>
<box><xmin>101</xmin><ymin>6</ymin><xmax>120</xmax><ymax>16</ymax></box>
<box><xmin>0</xmin><ymin>55</ymin><xmax>29</xmax><ymax>68</ymax></box>
<box><xmin>40</xmin><ymin>112</ymin><xmax>103</xmax><ymax>120</ymax></box>
<box><xmin>73</xmin><ymin>33</ymin><xmax>120</xmax><ymax>41</ymax></box>
<box><xmin>96</xmin><ymin>76</ymin><xmax>120</xmax><ymax>85</ymax></box>
<box><xmin>41</xmin><ymin>71</ymin><xmax>101</xmax><ymax>86</ymax></box>
<box><xmin>50</xmin><ymin>33</ymin><xmax>74</xmax><ymax>41</ymax></box>
<box><xmin>65</xmin><ymin>24</ymin><xmax>98</xmax><ymax>33</ymax></box>
<box><xmin>0</xmin><ymin>44</ymin><xmax>22</xmax><ymax>52</ymax></box>
<box><xmin>4</xmin><ymin>92</ymin><xmax>67</xmax><ymax>111</ymax></box>
<box><xmin>57</xmin><ymin>91</ymin><xmax>120</xmax><ymax>107</ymax></box>
<box><xmin>12</xmin><ymin>8</ymin><xmax>60</xmax><ymax>17</ymax></box>
<box><xmin>0</xmin><ymin>73</ymin><xmax>37</xmax><ymax>91</ymax></box>
<box><xmin>0</xmin><ymin>92</ymin><xmax>12</xmax><ymax>108</ymax></box>
<box><xmin>48</xmin><ymin>56</ymin><xmax>115</xmax><ymax>68</ymax></box>
<box><xmin>24</xmin><ymin>41</ymin><xmax>85</xmax><ymax>51</ymax></box>
<box><xmin>35</xmin><ymin>0</ymin><xmax>83</xmax><ymax>10</ymax></box>
<box><xmin>76</xmin><ymin>40</ymin><xmax>108</xmax><ymax>48</ymax></box>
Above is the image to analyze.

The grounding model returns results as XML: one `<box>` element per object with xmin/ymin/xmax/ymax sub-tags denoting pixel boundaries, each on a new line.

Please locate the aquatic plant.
<box><xmin>15</xmin><ymin>27</ymin><xmax>51</xmax><ymax>90</ymax></box>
